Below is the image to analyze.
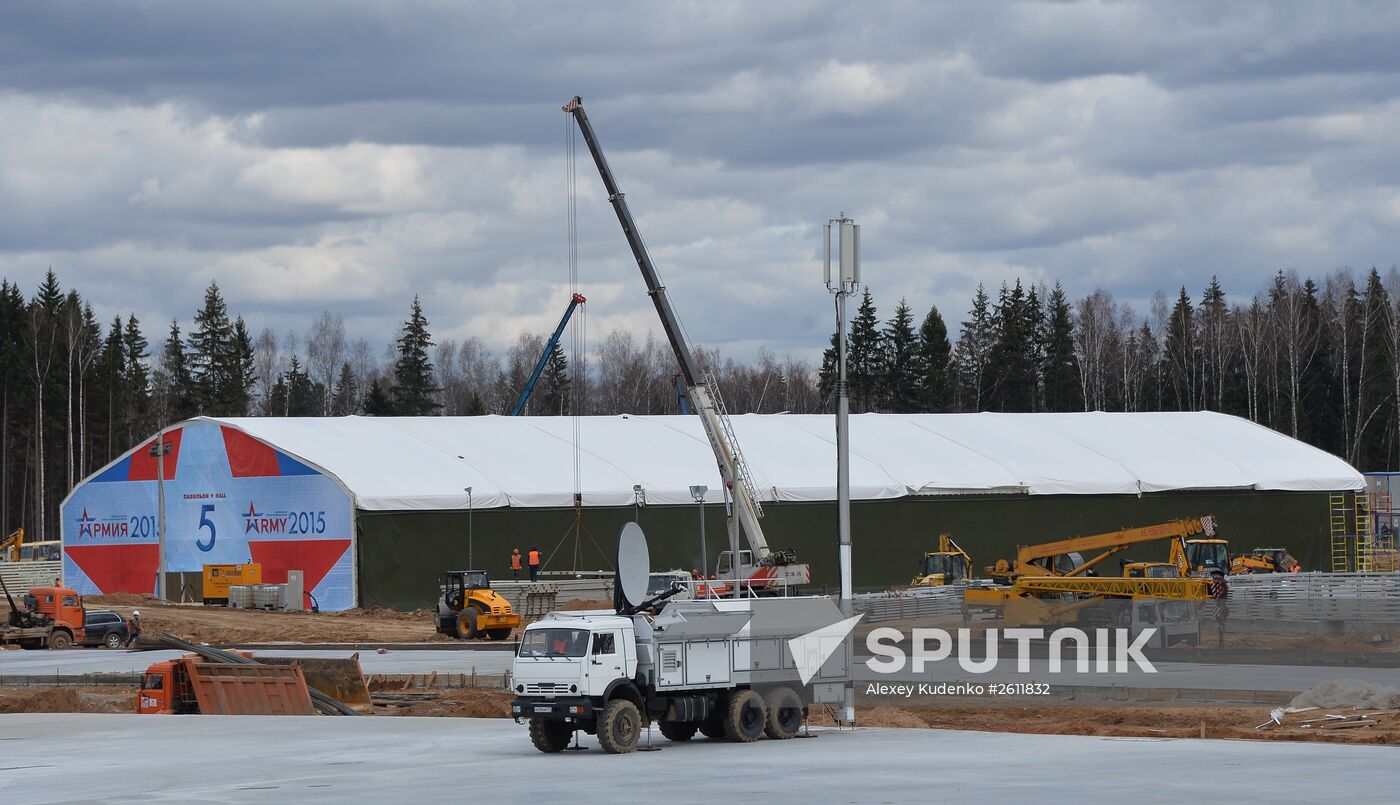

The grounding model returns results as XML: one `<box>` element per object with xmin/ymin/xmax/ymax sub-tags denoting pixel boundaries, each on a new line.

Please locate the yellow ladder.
<box><xmin>1329</xmin><ymin>493</ymin><xmax>1351</xmax><ymax>573</ymax></box>
<box><xmin>1356</xmin><ymin>493</ymin><xmax>1373</xmax><ymax>572</ymax></box>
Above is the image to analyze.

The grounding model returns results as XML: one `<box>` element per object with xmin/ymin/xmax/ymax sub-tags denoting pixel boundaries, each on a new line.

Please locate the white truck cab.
<box><xmin>511</xmin><ymin>612</ymin><xmax>638</xmax><ymax>700</ymax></box>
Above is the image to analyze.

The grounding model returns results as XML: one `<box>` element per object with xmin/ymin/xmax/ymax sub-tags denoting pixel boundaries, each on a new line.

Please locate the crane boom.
<box><xmin>563</xmin><ymin>96</ymin><xmax>771</xmax><ymax>558</ymax></box>
<box><xmin>511</xmin><ymin>293</ymin><xmax>586</xmax><ymax>416</ymax></box>
<box><xmin>994</xmin><ymin>516</ymin><xmax>1217</xmax><ymax>580</ymax></box>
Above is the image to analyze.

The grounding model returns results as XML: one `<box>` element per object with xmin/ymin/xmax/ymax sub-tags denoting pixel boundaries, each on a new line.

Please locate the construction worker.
<box><xmin>1206</xmin><ymin>570</ymin><xmax>1229</xmax><ymax>647</ymax></box>
<box><xmin>510</xmin><ymin>548</ymin><xmax>523</xmax><ymax>580</ymax></box>
<box><xmin>126</xmin><ymin>610</ymin><xmax>142</xmax><ymax>648</ymax></box>
<box><xmin>528</xmin><ymin>546</ymin><xmax>541</xmax><ymax>582</ymax></box>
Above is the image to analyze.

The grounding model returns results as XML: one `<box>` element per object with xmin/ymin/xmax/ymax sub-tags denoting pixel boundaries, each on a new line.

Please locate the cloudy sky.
<box><xmin>2</xmin><ymin>1</ymin><xmax>1399</xmax><ymax>363</ymax></box>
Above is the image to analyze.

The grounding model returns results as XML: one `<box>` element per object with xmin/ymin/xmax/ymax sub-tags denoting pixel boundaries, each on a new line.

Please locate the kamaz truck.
<box><xmin>510</xmin><ymin>594</ymin><xmax>848</xmax><ymax>754</ymax></box>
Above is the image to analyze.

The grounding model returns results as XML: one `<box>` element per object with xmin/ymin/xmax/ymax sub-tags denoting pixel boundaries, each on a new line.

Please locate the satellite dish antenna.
<box><xmin>616</xmin><ymin>521</ymin><xmax>651</xmax><ymax>610</ymax></box>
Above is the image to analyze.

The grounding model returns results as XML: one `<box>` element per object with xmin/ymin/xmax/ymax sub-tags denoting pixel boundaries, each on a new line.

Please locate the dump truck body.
<box><xmin>137</xmin><ymin>656</ymin><xmax>315</xmax><ymax>715</ymax></box>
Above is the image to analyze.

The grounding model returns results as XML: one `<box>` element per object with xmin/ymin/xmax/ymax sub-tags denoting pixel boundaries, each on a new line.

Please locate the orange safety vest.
<box><xmin>511</xmin><ymin>553</ymin><xmax>522</xmax><ymax>570</ymax></box>
<box><xmin>528</xmin><ymin>550</ymin><xmax>541</xmax><ymax>567</ymax></box>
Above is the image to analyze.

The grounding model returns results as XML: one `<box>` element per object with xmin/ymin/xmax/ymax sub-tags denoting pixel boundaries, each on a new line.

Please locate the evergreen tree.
<box><xmin>881</xmin><ymin>298</ymin><xmax>922</xmax><ymax>412</ymax></box>
<box><xmin>123</xmin><ymin>315</ymin><xmax>151</xmax><ymax>440</ymax></box>
<box><xmin>161</xmin><ymin>320</ymin><xmax>197</xmax><ymax>423</ymax></box>
<box><xmin>190</xmin><ymin>281</ymin><xmax>233</xmax><ymax>413</ymax></box>
<box><xmin>227</xmin><ymin>317</ymin><xmax>255</xmax><ymax>416</ymax></box>
<box><xmin>536</xmin><ymin>343</ymin><xmax>571</xmax><ymax>416</ymax></box>
<box><xmin>465</xmin><ymin>392</ymin><xmax>487</xmax><ymax>416</ymax></box>
<box><xmin>391</xmin><ymin>296</ymin><xmax>442</xmax><ymax>415</ymax></box>
<box><xmin>817</xmin><ymin>329</ymin><xmax>843</xmax><ymax>411</ymax></box>
<box><xmin>363</xmin><ymin>378</ymin><xmax>395</xmax><ymax>416</ymax></box>
<box><xmin>953</xmin><ymin>284</ymin><xmax>995</xmax><ymax>411</ymax></box>
<box><xmin>988</xmin><ymin>280</ymin><xmax>1036</xmax><ymax>411</ymax></box>
<box><xmin>1164</xmin><ymin>287</ymin><xmax>1197</xmax><ymax>410</ymax></box>
<box><xmin>96</xmin><ymin>318</ymin><xmax>127</xmax><ymax>465</ymax></box>
<box><xmin>916</xmin><ymin>302</ymin><xmax>953</xmax><ymax>412</ymax></box>
<box><xmin>847</xmin><ymin>288</ymin><xmax>883</xmax><ymax>413</ymax></box>
<box><xmin>283</xmin><ymin>356</ymin><xmax>321</xmax><ymax>416</ymax></box>
<box><xmin>1041</xmin><ymin>283</ymin><xmax>1082</xmax><ymax>412</ymax></box>
<box><xmin>331</xmin><ymin>362</ymin><xmax>358</xmax><ymax>416</ymax></box>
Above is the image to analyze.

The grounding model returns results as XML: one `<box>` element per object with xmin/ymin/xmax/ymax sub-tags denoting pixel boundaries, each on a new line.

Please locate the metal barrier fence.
<box><xmin>852</xmin><ymin>586</ymin><xmax>966</xmax><ymax>622</ymax></box>
<box><xmin>852</xmin><ymin>572</ymin><xmax>1400</xmax><ymax>624</ymax></box>
<box><xmin>0</xmin><ymin>560</ymin><xmax>63</xmax><ymax>593</ymax></box>
<box><xmin>1224</xmin><ymin>572</ymin><xmax>1400</xmax><ymax>622</ymax></box>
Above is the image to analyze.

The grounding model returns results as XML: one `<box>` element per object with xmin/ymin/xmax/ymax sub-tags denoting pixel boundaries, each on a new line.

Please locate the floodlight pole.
<box><xmin>825</xmin><ymin>214</ymin><xmax>859</xmax><ymax>725</ymax></box>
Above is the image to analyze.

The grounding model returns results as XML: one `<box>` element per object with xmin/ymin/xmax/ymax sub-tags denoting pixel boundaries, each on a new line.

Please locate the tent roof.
<box><xmin>192</xmin><ymin>412</ymin><xmax>1363</xmax><ymax>511</ymax></box>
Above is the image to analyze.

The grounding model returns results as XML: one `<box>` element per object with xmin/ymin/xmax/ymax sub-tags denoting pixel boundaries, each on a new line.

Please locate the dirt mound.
<box><xmin>85</xmin><ymin>592</ymin><xmax>161</xmax><ymax>606</ymax></box>
<box><xmin>0</xmin><ymin>686</ymin><xmax>131</xmax><ymax>714</ymax></box>
<box><xmin>1290</xmin><ymin>679</ymin><xmax>1400</xmax><ymax>710</ymax></box>
<box><xmin>379</xmin><ymin>688</ymin><xmax>514</xmax><ymax>718</ymax></box>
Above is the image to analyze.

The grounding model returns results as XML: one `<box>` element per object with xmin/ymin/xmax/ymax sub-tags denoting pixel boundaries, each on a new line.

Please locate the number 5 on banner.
<box><xmin>197</xmin><ymin>504</ymin><xmax>217</xmax><ymax>552</ymax></box>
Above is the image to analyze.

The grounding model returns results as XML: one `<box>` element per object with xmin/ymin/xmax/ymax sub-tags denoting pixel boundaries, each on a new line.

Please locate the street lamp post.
<box><xmin>689</xmin><ymin>485</ymin><xmax>708</xmax><ymax>578</ymax></box>
<box><xmin>824</xmin><ymin>214</ymin><xmax>859</xmax><ymax>725</ymax></box>
<box><xmin>149</xmin><ymin>430</ymin><xmax>171</xmax><ymax>601</ymax></box>
<box><xmin>465</xmin><ymin>487</ymin><xmax>473</xmax><ymax>568</ymax></box>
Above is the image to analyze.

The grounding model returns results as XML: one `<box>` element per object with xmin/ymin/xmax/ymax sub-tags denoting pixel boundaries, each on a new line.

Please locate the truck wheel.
<box><xmin>597</xmin><ymin>699</ymin><xmax>641</xmax><ymax>754</ymax></box>
<box><xmin>528</xmin><ymin>718</ymin><xmax>573</xmax><ymax>753</ymax></box>
<box><xmin>698</xmin><ymin>715</ymin><xmax>726</xmax><ymax>740</ymax></box>
<box><xmin>104</xmin><ymin>632</ymin><xmax>123</xmax><ymax>649</ymax></box>
<box><xmin>48</xmin><ymin>631</ymin><xmax>72</xmax><ymax>650</ymax></box>
<box><xmin>659</xmin><ymin>720</ymin><xmax>698</xmax><ymax>742</ymax></box>
<box><xmin>454</xmin><ymin>610</ymin><xmax>478</xmax><ymax>640</ymax></box>
<box><xmin>762</xmin><ymin>687</ymin><xmax>803</xmax><ymax>739</ymax></box>
<box><xmin>487</xmin><ymin>629</ymin><xmax>512</xmax><ymax>641</ymax></box>
<box><xmin>723</xmin><ymin>689</ymin><xmax>766</xmax><ymax>742</ymax></box>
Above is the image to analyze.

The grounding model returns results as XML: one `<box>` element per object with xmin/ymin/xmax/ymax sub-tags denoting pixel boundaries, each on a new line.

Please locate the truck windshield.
<box><xmin>140</xmin><ymin>672</ymin><xmax>164</xmax><ymax>691</ymax></box>
<box><xmin>518</xmin><ymin>628</ymin><xmax>591</xmax><ymax>658</ymax></box>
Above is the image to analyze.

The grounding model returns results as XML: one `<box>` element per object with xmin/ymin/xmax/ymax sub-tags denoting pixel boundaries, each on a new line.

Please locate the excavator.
<box><xmin>564</xmin><ymin>96</ymin><xmax>809</xmax><ymax>596</ymax></box>
<box><xmin>0</xmin><ymin>528</ymin><xmax>22</xmax><ymax>562</ymax></box>
<box><xmin>966</xmin><ymin>517</ymin><xmax>1217</xmax><ymax>625</ymax></box>
<box><xmin>911</xmin><ymin>534</ymin><xmax>972</xmax><ymax>586</ymax></box>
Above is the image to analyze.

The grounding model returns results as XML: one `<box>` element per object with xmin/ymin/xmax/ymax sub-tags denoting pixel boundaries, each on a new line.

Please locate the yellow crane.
<box><xmin>911</xmin><ymin>534</ymin><xmax>972</xmax><ymax>586</ymax></box>
<box><xmin>966</xmin><ymin>517</ymin><xmax>1218</xmax><ymax>625</ymax></box>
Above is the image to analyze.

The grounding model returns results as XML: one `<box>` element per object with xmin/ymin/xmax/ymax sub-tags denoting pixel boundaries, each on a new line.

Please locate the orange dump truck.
<box><xmin>137</xmin><ymin>656</ymin><xmax>316</xmax><ymax>715</ymax></box>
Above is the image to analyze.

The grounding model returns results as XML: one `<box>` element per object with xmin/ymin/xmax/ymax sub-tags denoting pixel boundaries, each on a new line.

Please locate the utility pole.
<box><xmin>824</xmin><ymin>214</ymin><xmax>859</xmax><ymax>725</ymax></box>
<box><xmin>690</xmin><ymin>485</ymin><xmax>708</xmax><ymax>578</ymax></box>
<box><xmin>465</xmin><ymin>486</ymin><xmax>473</xmax><ymax>568</ymax></box>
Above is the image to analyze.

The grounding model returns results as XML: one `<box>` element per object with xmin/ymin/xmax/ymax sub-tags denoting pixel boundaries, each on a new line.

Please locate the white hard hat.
<box><xmin>132</xmin><ymin>610</ymin><xmax>140</xmax><ymax>616</ymax></box>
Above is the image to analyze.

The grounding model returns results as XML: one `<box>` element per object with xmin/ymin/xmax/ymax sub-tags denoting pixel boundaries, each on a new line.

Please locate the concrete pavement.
<box><xmin>1</xmin><ymin>713</ymin><xmax>1396</xmax><ymax>804</ymax></box>
<box><xmin>0</xmin><ymin>647</ymin><xmax>513</xmax><ymax>678</ymax></box>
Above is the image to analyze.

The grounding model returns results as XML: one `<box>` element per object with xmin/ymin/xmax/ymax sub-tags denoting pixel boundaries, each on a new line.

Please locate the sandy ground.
<box><xmin>66</xmin><ymin>595</ymin><xmax>457</xmax><ymax>644</ymax></box>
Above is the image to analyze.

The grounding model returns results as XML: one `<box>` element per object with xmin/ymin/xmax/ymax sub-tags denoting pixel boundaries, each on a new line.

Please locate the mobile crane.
<box><xmin>564</xmin><ymin>96</ymin><xmax>809</xmax><ymax>594</ymax></box>
<box><xmin>966</xmin><ymin>517</ymin><xmax>1217</xmax><ymax>625</ymax></box>
<box><xmin>0</xmin><ymin>528</ymin><xmax>22</xmax><ymax>562</ymax></box>
<box><xmin>511</xmin><ymin>293</ymin><xmax>586</xmax><ymax>416</ymax></box>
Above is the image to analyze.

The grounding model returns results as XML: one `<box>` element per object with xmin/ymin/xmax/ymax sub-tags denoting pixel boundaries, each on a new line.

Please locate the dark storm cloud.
<box><xmin>1</xmin><ymin>1</ymin><xmax>1398</xmax><ymax>361</ymax></box>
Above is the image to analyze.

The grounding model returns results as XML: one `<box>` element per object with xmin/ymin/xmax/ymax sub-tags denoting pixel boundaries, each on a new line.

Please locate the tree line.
<box><xmin>3</xmin><ymin>266</ymin><xmax>1399</xmax><ymax>539</ymax></box>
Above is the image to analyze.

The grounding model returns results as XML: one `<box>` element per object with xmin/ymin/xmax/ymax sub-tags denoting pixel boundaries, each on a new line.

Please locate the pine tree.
<box><xmin>916</xmin><ymin>303</ymin><xmax>953</xmax><ymax>412</ymax></box>
<box><xmin>537</xmin><ymin>343</ymin><xmax>571</xmax><ymax>416</ymax></box>
<box><xmin>847</xmin><ymin>288</ymin><xmax>883</xmax><ymax>413</ymax></box>
<box><xmin>123</xmin><ymin>315</ymin><xmax>151</xmax><ymax>440</ymax></box>
<box><xmin>391</xmin><ymin>296</ymin><xmax>442</xmax><ymax>415</ymax></box>
<box><xmin>988</xmin><ymin>280</ymin><xmax>1035</xmax><ymax>411</ymax></box>
<box><xmin>97</xmin><ymin>318</ymin><xmax>126</xmax><ymax>466</ymax></box>
<box><xmin>283</xmin><ymin>356</ymin><xmax>321</xmax><ymax>416</ymax></box>
<box><xmin>190</xmin><ymin>281</ymin><xmax>233</xmax><ymax>414</ymax></box>
<box><xmin>465</xmin><ymin>392</ymin><xmax>486</xmax><ymax>416</ymax></box>
<box><xmin>331</xmin><ymin>362</ymin><xmax>357</xmax><ymax>416</ymax></box>
<box><xmin>363</xmin><ymin>378</ymin><xmax>395</xmax><ymax>416</ymax></box>
<box><xmin>161</xmin><ymin>320</ymin><xmax>197</xmax><ymax>424</ymax></box>
<box><xmin>817</xmin><ymin>329</ymin><xmax>843</xmax><ymax>411</ymax></box>
<box><xmin>953</xmin><ymin>284</ymin><xmax>995</xmax><ymax>411</ymax></box>
<box><xmin>1041</xmin><ymin>283</ymin><xmax>1081</xmax><ymax>412</ymax></box>
<box><xmin>881</xmin><ymin>298</ymin><xmax>921</xmax><ymax>412</ymax></box>
<box><xmin>227</xmin><ymin>317</ymin><xmax>255</xmax><ymax>416</ymax></box>
<box><xmin>1164</xmin><ymin>287</ymin><xmax>1196</xmax><ymax>410</ymax></box>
